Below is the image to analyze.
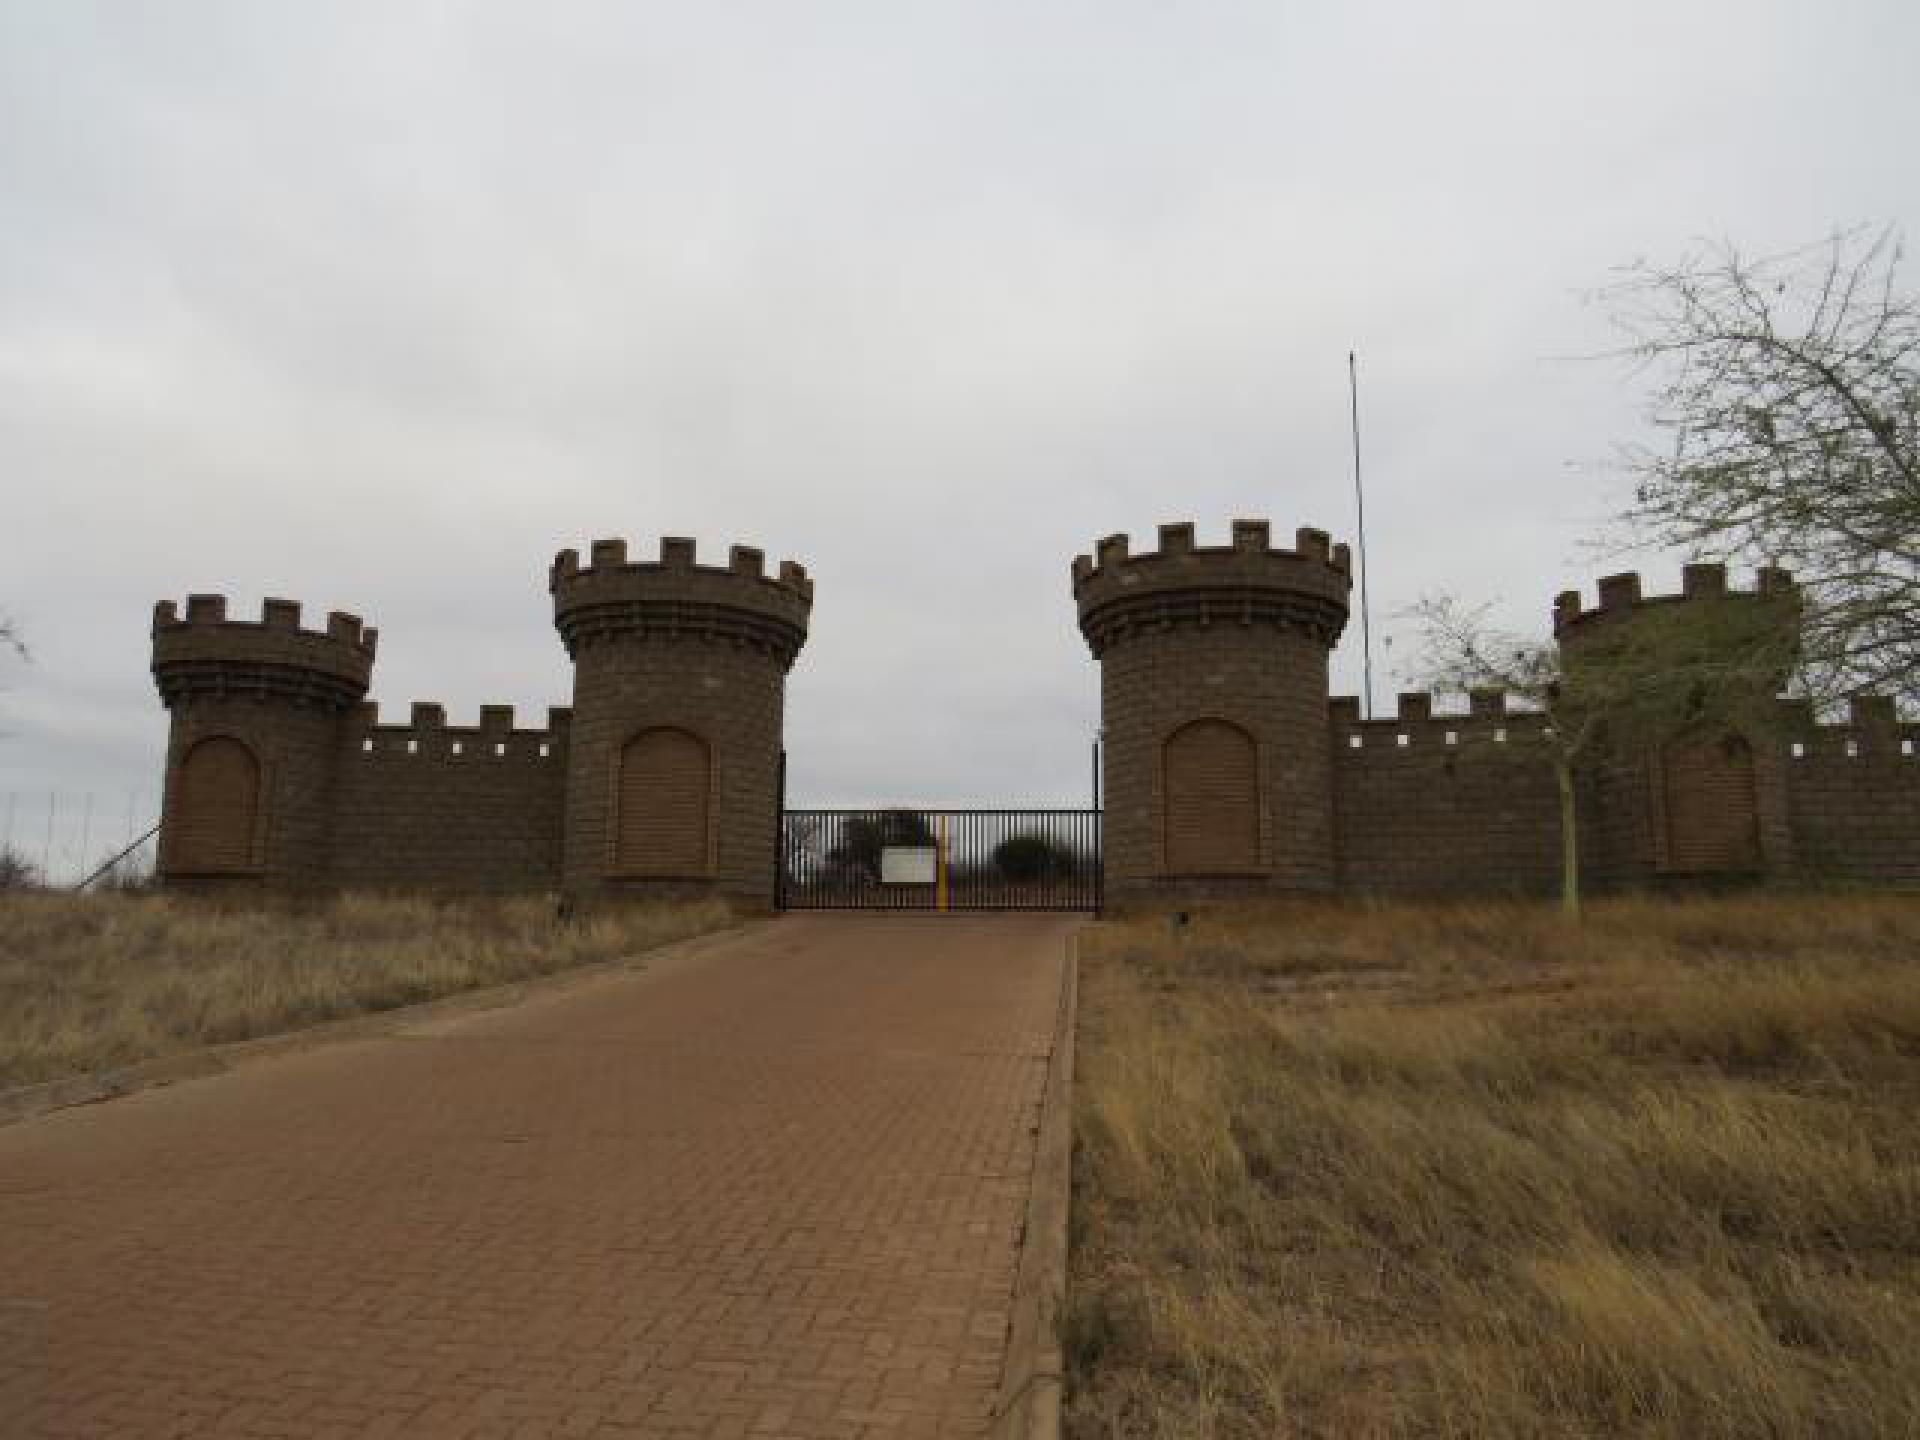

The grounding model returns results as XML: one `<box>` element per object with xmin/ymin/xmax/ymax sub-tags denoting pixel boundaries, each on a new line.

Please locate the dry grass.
<box><xmin>0</xmin><ymin>890</ymin><xmax>736</xmax><ymax>1088</ymax></box>
<box><xmin>1065</xmin><ymin>895</ymin><xmax>1920</xmax><ymax>1439</ymax></box>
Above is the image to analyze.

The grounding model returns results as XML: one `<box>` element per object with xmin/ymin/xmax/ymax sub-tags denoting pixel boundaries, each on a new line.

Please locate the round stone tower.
<box><xmin>150</xmin><ymin>594</ymin><xmax>376</xmax><ymax>890</ymax></box>
<box><xmin>1074</xmin><ymin>519</ymin><xmax>1351</xmax><ymax>905</ymax></box>
<box><xmin>1552</xmin><ymin>563</ymin><xmax>1798</xmax><ymax>887</ymax></box>
<box><xmin>551</xmin><ymin>536</ymin><xmax>812</xmax><ymax>908</ymax></box>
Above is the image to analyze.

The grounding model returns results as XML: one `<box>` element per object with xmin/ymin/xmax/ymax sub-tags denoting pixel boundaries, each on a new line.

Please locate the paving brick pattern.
<box><xmin>0</xmin><ymin>916</ymin><xmax>1075</xmax><ymax>1439</ymax></box>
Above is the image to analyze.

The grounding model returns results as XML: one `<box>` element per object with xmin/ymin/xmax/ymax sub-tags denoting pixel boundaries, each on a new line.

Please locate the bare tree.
<box><xmin>1604</xmin><ymin>227</ymin><xmax>1919</xmax><ymax>706</ymax></box>
<box><xmin>1407</xmin><ymin>588</ymin><xmax>1793</xmax><ymax>918</ymax></box>
<box><xmin>0</xmin><ymin>614</ymin><xmax>26</xmax><ymax>740</ymax></box>
<box><xmin>0</xmin><ymin>847</ymin><xmax>44</xmax><ymax>891</ymax></box>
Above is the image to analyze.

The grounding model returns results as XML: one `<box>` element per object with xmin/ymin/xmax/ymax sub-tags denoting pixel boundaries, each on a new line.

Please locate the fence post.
<box><xmin>772</xmin><ymin>750</ymin><xmax>787</xmax><ymax>911</ymax></box>
<box><xmin>936</xmin><ymin>815</ymin><xmax>950</xmax><ymax>913</ymax></box>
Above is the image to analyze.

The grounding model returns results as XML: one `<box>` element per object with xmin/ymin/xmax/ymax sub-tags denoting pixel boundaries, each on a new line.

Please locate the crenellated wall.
<box><xmin>327</xmin><ymin>702</ymin><xmax>572</xmax><ymax>892</ymax></box>
<box><xmin>150</xmin><ymin>534</ymin><xmax>810</xmax><ymax>905</ymax></box>
<box><xmin>1780</xmin><ymin>697</ymin><xmax>1920</xmax><ymax>887</ymax></box>
<box><xmin>1080</xmin><ymin>534</ymin><xmax>1920</xmax><ymax>904</ymax></box>
<box><xmin>147</xmin><ymin>525</ymin><xmax>1919</xmax><ymax>905</ymax></box>
<box><xmin>1330</xmin><ymin>690</ymin><xmax>1562</xmax><ymax>896</ymax></box>
<box><xmin>1323</xmin><ymin>683</ymin><xmax>1920</xmax><ymax>899</ymax></box>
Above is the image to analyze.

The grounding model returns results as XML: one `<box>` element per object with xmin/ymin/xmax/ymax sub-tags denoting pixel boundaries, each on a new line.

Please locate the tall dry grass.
<box><xmin>0</xmin><ymin>891</ymin><xmax>735</xmax><ymax>1088</ymax></box>
<box><xmin>1066</xmin><ymin>896</ymin><xmax>1920</xmax><ymax>1439</ymax></box>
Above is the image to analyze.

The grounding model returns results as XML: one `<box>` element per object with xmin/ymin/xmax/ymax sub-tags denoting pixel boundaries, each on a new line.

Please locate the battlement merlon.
<box><xmin>1073</xmin><ymin>520</ymin><xmax>1352</xmax><ymax>655</ymax></box>
<box><xmin>1330</xmin><ymin>690</ymin><xmax>1549</xmax><ymax>737</ymax></box>
<box><xmin>344</xmin><ymin>700</ymin><xmax>575</xmax><ymax>756</ymax></box>
<box><xmin>1775</xmin><ymin>694</ymin><xmax>1918</xmax><ymax>742</ymax></box>
<box><xmin>1552</xmin><ymin>564</ymin><xmax>1798</xmax><ymax>637</ymax></box>
<box><xmin>550</xmin><ymin>536</ymin><xmax>813</xmax><ymax>666</ymax></box>
<box><xmin>151</xmin><ymin>595</ymin><xmax>377</xmax><ymax>709</ymax></box>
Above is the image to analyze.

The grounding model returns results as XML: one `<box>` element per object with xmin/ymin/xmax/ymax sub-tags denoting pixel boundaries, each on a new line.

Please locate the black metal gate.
<box><xmin>777</xmin><ymin>808</ymin><xmax>1102</xmax><ymax>912</ymax></box>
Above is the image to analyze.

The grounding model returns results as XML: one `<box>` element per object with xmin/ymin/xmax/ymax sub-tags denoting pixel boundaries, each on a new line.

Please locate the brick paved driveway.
<box><xmin>0</xmin><ymin>915</ymin><xmax>1076</xmax><ymax>1439</ymax></box>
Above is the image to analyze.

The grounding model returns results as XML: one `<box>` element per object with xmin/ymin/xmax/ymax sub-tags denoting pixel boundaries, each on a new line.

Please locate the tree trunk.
<box><xmin>1555</xmin><ymin>758</ymin><xmax>1581</xmax><ymax>920</ymax></box>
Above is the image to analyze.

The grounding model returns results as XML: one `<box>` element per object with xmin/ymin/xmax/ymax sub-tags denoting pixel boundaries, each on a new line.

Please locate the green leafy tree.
<box><xmin>992</xmin><ymin>831</ymin><xmax>1076</xmax><ymax>882</ymax></box>
<box><xmin>829</xmin><ymin>810</ymin><xmax>936</xmax><ymax>879</ymax></box>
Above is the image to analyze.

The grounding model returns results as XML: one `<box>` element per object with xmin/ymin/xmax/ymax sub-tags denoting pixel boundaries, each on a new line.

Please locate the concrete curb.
<box><xmin>0</xmin><ymin>920</ymin><xmax>766</xmax><ymax>1131</ymax></box>
<box><xmin>991</xmin><ymin>927</ymin><xmax>1079</xmax><ymax>1440</ymax></box>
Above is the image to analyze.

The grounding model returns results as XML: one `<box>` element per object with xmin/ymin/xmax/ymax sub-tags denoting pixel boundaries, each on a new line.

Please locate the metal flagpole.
<box><xmin>1349</xmin><ymin>351</ymin><xmax>1376</xmax><ymax>719</ymax></box>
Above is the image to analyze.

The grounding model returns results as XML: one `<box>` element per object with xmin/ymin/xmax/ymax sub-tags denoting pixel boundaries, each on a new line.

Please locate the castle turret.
<box><xmin>1553</xmin><ymin>564</ymin><xmax>1798</xmax><ymax>886</ymax></box>
<box><xmin>1075</xmin><ymin>520</ymin><xmax>1351</xmax><ymax>904</ymax></box>
<box><xmin>150</xmin><ymin>595</ymin><xmax>376</xmax><ymax>888</ymax></box>
<box><xmin>551</xmin><ymin>536</ymin><xmax>811</xmax><ymax>907</ymax></box>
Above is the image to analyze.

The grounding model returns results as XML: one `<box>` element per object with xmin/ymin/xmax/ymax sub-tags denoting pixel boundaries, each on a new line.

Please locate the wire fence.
<box><xmin>1</xmin><ymin>790</ymin><xmax>160</xmax><ymax>891</ymax></box>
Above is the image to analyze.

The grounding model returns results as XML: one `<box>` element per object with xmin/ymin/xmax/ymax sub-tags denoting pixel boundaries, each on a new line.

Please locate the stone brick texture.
<box><xmin>1076</xmin><ymin>520</ymin><xmax>1352</xmax><ymax>906</ymax></box>
<box><xmin>1781</xmin><ymin>698</ymin><xmax>1920</xmax><ymax>887</ymax></box>
<box><xmin>1100</xmin><ymin>625</ymin><xmax>1339</xmax><ymax>898</ymax></box>
<box><xmin>328</xmin><ymin>703</ymin><xmax>571</xmax><ymax>893</ymax></box>
<box><xmin>552</xmin><ymin>538</ymin><xmax>809</xmax><ymax>909</ymax></box>
<box><xmin>1080</xmin><ymin>527</ymin><xmax>1920</xmax><ymax>902</ymax></box>
<box><xmin>1329</xmin><ymin>695</ymin><xmax>1563</xmax><ymax>896</ymax></box>
<box><xmin>149</xmin><ymin>529</ymin><xmax>1919</xmax><ymax>906</ymax></box>
<box><xmin>560</xmin><ymin>636</ymin><xmax>788</xmax><ymax>905</ymax></box>
<box><xmin>149</xmin><ymin>537</ymin><xmax>809</xmax><ymax>907</ymax></box>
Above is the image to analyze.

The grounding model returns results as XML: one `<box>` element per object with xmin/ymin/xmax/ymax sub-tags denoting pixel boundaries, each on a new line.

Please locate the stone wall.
<box><xmin>150</xmin><ymin>536</ymin><xmax>810</xmax><ymax>905</ymax></box>
<box><xmin>1782</xmin><ymin>699</ymin><xmax>1920</xmax><ymax>887</ymax></box>
<box><xmin>1329</xmin><ymin>693</ymin><xmax>1562</xmax><ymax>896</ymax></box>
<box><xmin>326</xmin><ymin>703</ymin><xmax>570</xmax><ymax>893</ymax></box>
<box><xmin>148</xmin><ymin>526</ymin><xmax>1920</xmax><ymax>905</ymax></box>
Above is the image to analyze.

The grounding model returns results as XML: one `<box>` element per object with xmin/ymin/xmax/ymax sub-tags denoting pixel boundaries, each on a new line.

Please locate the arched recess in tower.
<box><xmin>1663</xmin><ymin>730</ymin><xmax>1760</xmax><ymax>872</ymax></box>
<box><xmin>170</xmin><ymin>736</ymin><xmax>261</xmax><ymax>872</ymax></box>
<box><xmin>1162</xmin><ymin>718</ymin><xmax>1260</xmax><ymax>875</ymax></box>
<box><xmin>616</xmin><ymin>727</ymin><xmax>712</xmax><ymax>876</ymax></box>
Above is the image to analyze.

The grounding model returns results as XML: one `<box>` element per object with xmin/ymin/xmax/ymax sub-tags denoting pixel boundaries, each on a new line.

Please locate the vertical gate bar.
<box><xmin>962</xmin><ymin>812</ymin><xmax>970</xmax><ymax>911</ymax></box>
<box><xmin>1002</xmin><ymin>811</ymin><xmax>1011</xmax><ymax>911</ymax></box>
<box><xmin>975</xmin><ymin>811</ymin><xmax>985</xmax><ymax>912</ymax></box>
<box><xmin>964</xmin><ymin>811</ymin><xmax>973</xmax><ymax>912</ymax></box>
<box><xmin>1076</xmin><ymin>809</ymin><xmax>1084</xmax><ymax>912</ymax></box>
<box><xmin>1098</xmin><ymin>806</ymin><xmax>1113</xmax><ymax>917</ymax></box>
<box><xmin>767</xmin><ymin>805</ymin><xmax>1106</xmax><ymax>914</ymax></box>
<box><xmin>974</xmin><ymin>811</ymin><xmax>983</xmax><ymax>912</ymax></box>
<box><xmin>959</xmin><ymin>811</ymin><xmax>969</xmax><ymax>911</ymax></box>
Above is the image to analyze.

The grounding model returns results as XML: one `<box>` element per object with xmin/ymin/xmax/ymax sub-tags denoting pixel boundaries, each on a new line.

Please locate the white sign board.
<box><xmin>881</xmin><ymin>845</ymin><xmax>938</xmax><ymax>885</ymax></box>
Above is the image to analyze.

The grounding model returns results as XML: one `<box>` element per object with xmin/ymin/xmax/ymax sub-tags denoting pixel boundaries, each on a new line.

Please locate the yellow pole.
<box><xmin>937</xmin><ymin>815</ymin><xmax>950</xmax><ymax>912</ymax></box>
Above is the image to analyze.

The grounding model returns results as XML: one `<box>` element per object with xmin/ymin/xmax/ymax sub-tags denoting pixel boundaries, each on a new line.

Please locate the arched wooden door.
<box><xmin>1162</xmin><ymin>718</ymin><xmax>1259</xmax><ymax>874</ymax></box>
<box><xmin>1663</xmin><ymin>731</ymin><xmax>1760</xmax><ymax>872</ymax></box>
<box><xmin>616</xmin><ymin>727</ymin><xmax>712</xmax><ymax>875</ymax></box>
<box><xmin>169</xmin><ymin>736</ymin><xmax>260</xmax><ymax>871</ymax></box>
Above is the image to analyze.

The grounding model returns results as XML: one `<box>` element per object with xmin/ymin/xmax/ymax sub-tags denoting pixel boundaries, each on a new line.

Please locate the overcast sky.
<box><xmin>3</xmin><ymin>1</ymin><xmax>1915</xmax><ymax>877</ymax></box>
